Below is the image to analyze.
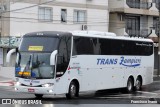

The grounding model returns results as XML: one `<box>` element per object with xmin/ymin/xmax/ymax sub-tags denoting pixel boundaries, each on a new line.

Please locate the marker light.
<box><xmin>42</xmin><ymin>83</ymin><xmax>54</xmax><ymax>87</ymax></box>
<box><xmin>15</xmin><ymin>82</ymin><xmax>21</xmax><ymax>86</ymax></box>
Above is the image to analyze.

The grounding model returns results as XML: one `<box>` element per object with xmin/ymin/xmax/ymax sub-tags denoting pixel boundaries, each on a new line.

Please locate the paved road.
<box><xmin>0</xmin><ymin>80</ymin><xmax>160</xmax><ymax>104</ymax></box>
<box><xmin>0</xmin><ymin>77</ymin><xmax>160</xmax><ymax>107</ymax></box>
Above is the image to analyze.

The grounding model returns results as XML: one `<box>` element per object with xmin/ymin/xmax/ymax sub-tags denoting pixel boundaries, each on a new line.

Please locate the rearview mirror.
<box><xmin>6</xmin><ymin>49</ymin><xmax>16</xmax><ymax>63</ymax></box>
<box><xmin>50</xmin><ymin>50</ymin><xmax>58</xmax><ymax>65</ymax></box>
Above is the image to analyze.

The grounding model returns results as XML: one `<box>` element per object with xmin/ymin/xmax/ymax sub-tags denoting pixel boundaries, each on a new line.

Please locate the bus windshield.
<box><xmin>16</xmin><ymin>52</ymin><xmax>55</xmax><ymax>79</ymax></box>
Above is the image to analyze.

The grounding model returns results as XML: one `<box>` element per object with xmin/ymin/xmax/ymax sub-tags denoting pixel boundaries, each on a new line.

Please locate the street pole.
<box><xmin>158</xmin><ymin>2</ymin><xmax>160</xmax><ymax>77</ymax></box>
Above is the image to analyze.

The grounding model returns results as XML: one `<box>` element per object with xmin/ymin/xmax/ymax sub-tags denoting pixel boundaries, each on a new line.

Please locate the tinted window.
<box><xmin>56</xmin><ymin>36</ymin><xmax>71</xmax><ymax>77</ymax></box>
<box><xmin>20</xmin><ymin>37</ymin><xmax>59</xmax><ymax>52</ymax></box>
<box><xmin>73</xmin><ymin>36</ymin><xmax>153</xmax><ymax>56</ymax></box>
<box><xmin>99</xmin><ymin>39</ymin><xmax>153</xmax><ymax>56</ymax></box>
<box><xmin>73</xmin><ymin>37</ymin><xmax>94</xmax><ymax>55</ymax></box>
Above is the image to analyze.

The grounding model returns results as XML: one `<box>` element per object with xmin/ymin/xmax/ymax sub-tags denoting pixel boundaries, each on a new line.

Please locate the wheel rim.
<box><xmin>128</xmin><ymin>81</ymin><xmax>132</xmax><ymax>91</ymax></box>
<box><xmin>70</xmin><ymin>84</ymin><xmax>76</xmax><ymax>97</ymax></box>
<box><xmin>136</xmin><ymin>79</ymin><xmax>141</xmax><ymax>90</ymax></box>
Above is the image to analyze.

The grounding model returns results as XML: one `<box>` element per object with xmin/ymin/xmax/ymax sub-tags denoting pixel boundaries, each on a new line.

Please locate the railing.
<box><xmin>0</xmin><ymin>36</ymin><xmax>21</xmax><ymax>47</ymax></box>
<box><xmin>126</xmin><ymin>1</ymin><xmax>152</xmax><ymax>9</ymax></box>
<box><xmin>126</xmin><ymin>29</ymin><xmax>151</xmax><ymax>38</ymax></box>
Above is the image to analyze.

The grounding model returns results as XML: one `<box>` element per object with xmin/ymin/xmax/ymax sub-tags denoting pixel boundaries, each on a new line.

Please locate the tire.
<box><xmin>126</xmin><ymin>78</ymin><xmax>134</xmax><ymax>93</ymax></box>
<box><xmin>66</xmin><ymin>81</ymin><xmax>78</xmax><ymax>99</ymax></box>
<box><xmin>135</xmin><ymin>77</ymin><xmax>142</xmax><ymax>91</ymax></box>
<box><xmin>35</xmin><ymin>94</ymin><xmax>43</xmax><ymax>98</ymax></box>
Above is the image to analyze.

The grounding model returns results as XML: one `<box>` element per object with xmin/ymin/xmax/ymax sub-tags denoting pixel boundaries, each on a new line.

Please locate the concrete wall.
<box><xmin>9</xmin><ymin>0</ymin><xmax>109</xmax><ymax>36</ymax></box>
<box><xmin>108</xmin><ymin>0</ymin><xmax>126</xmax><ymax>9</ymax></box>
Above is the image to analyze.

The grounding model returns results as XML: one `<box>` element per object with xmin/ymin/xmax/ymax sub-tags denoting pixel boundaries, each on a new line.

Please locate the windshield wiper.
<box><xmin>21</xmin><ymin>55</ymin><xmax>31</xmax><ymax>78</ymax></box>
<box><xmin>31</xmin><ymin>54</ymin><xmax>42</xmax><ymax>79</ymax></box>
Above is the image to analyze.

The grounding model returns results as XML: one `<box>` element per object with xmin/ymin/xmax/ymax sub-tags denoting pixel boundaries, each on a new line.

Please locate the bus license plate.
<box><xmin>28</xmin><ymin>88</ymin><xmax>35</xmax><ymax>92</ymax></box>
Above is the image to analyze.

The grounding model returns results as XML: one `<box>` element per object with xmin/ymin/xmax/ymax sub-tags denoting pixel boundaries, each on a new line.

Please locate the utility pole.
<box><xmin>158</xmin><ymin>2</ymin><xmax>160</xmax><ymax>77</ymax></box>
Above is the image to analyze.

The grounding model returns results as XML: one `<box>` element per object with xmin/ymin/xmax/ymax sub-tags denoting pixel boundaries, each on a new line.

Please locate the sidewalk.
<box><xmin>0</xmin><ymin>76</ymin><xmax>14</xmax><ymax>86</ymax></box>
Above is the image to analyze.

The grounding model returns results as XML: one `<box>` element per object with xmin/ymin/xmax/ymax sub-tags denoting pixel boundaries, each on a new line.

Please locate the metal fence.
<box><xmin>126</xmin><ymin>29</ymin><xmax>152</xmax><ymax>38</ymax></box>
<box><xmin>126</xmin><ymin>1</ymin><xmax>152</xmax><ymax>9</ymax></box>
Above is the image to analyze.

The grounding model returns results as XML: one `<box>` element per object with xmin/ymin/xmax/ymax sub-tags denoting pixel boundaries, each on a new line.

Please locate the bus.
<box><xmin>6</xmin><ymin>31</ymin><xmax>154</xmax><ymax>99</ymax></box>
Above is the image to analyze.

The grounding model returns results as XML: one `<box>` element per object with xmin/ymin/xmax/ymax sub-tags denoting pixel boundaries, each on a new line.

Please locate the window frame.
<box><xmin>38</xmin><ymin>7</ymin><xmax>53</xmax><ymax>22</ymax></box>
<box><xmin>61</xmin><ymin>9</ymin><xmax>67</xmax><ymax>23</ymax></box>
<box><xmin>73</xmin><ymin>10</ymin><xmax>87</xmax><ymax>23</ymax></box>
<box><xmin>72</xmin><ymin>36</ymin><xmax>153</xmax><ymax>56</ymax></box>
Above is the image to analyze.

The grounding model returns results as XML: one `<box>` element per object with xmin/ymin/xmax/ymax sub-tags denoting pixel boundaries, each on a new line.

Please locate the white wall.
<box><xmin>58</xmin><ymin>0</ymin><xmax>108</xmax><ymax>6</ymax></box>
<box><xmin>9</xmin><ymin>1</ymin><xmax>109</xmax><ymax>36</ymax></box>
<box><xmin>108</xmin><ymin>0</ymin><xmax>127</xmax><ymax>9</ymax></box>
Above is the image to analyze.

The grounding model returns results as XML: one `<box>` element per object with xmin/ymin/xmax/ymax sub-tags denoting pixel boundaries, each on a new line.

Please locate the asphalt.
<box><xmin>153</xmin><ymin>76</ymin><xmax>160</xmax><ymax>81</ymax></box>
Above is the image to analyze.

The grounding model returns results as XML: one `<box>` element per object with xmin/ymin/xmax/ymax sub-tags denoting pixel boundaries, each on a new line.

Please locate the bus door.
<box><xmin>54</xmin><ymin>36</ymin><xmax>72</xmax><ymax>94</ymax></box>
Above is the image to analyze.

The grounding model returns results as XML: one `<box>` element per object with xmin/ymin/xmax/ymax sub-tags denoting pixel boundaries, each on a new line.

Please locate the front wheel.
<box><xmin>66</xmin><ymin>81</ymin><xmax>78</xmax><ymax>99</ymax></box>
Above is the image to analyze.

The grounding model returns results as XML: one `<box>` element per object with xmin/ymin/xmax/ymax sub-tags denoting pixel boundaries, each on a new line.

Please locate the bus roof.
<box><xmin>71</xmin><ymin>31</ymin><xmax>153</xmax><ymax>43</ymax></box>
<box><xmin>23</xmin><ymin>31</ymin><xmax>72</xmax><ymax>38</ymax></box>
<box><xmin>23</xmin><ymin>31</ymin><xmax>153</xmax><ymax>43</ymax></box>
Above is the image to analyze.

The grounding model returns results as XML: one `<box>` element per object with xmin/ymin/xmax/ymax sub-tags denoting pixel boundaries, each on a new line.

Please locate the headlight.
<box><xmin>42</xmin><ymin>83</ymin><xmax>54</xmax><ymax>87</ymax></box>
<box><xmin>15</xmin><ymin>82</ymin><xmax>21</xmax><ymax>86</ymax></box>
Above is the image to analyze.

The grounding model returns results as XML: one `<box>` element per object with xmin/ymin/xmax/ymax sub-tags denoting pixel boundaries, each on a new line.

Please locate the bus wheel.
<box><xmin>35</xmin><ymin>94</ymin><xmax>43</xmax><ymax>98</ymax></box>
<box><xmin>135</xmin><ymin>77</ymin><xmax>142</xmax><ymax>91</ymax></box>
<box><xmin>126</xmin><ymin>78</ymin><xmax>134</xmax><ymax>93</ymax></box>
<box><xmin>66</xmin><ymin>81</ymin><xmax>77</xmax><ymax>99</ymax></box>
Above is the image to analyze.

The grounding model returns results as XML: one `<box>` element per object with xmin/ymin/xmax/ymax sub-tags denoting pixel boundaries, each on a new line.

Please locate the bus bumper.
<box><xmin>14</xmin><ymin>86</ymin><xmax>55</xmax><ymax>95</ymax></box>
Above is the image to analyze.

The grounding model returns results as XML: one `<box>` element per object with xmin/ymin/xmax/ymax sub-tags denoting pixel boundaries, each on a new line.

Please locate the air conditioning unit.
<box><xmin>82</xmin><ymin>25</ymin><xmax>88</xmax><ymax>30</ymax></box>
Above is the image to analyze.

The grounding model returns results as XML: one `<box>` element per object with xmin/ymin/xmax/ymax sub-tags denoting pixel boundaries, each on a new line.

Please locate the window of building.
<box><xmin>38</xmin><ymin>7</ymin><xmax>53</xmax><ymax>21</ymax></box>
<box><xmin>153</xmin><ymin>0</ymin><xmax>159</xmax><ymax>3</ymax></box>
<box><xmin>153</xmin><ymin>17</ymin><xmax>159</xmax><ymax>35</ymax></box>
<box><xmin>73</xmin><ymin>10</ymin><xmax>86</xmax><ymax>23</ymax></box>
<box><xmin>153</xmin><ymin>17</ymin><xmax>159</xmax><ymax>28</ymax></box>
<box><xmin>125</xmin><ymin>16</ymin><xmax>140</xmax><ymax>37</ymax></box>
<box><xmin>61</xmin><ymin>9</ymin><xmax>67</xmax><ymax>22</ymax></box>
<box><xmin>118</xmin><ymin>14</ymin><xmax>125</xmax><ymax>21</ymax></box>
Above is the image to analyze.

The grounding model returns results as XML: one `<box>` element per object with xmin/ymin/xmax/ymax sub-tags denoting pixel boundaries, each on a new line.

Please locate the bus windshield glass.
<box><xmin>15</xmin><ymin>36</ymin><xmax>59</xmax><ymax>79</ymax></box>
<box><xmin>19</xmin><ymin>36</ymin><xmax>59</xmax><ymax>52</ymax></box>
<box><xmin>16</xmin><ymin>52</ymin><xmax>54</xmax><ymax>79</ymax></box>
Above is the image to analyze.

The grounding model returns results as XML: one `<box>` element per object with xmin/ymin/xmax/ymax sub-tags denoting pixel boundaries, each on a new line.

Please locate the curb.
<box><xmin>0</xmin><ymin>80</ymin><xmax>14</xmax><ymax>86</ymax></box>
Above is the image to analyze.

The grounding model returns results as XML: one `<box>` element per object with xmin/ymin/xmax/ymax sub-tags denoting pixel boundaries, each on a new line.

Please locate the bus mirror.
<box><xmin>6</xmin><ymin>49</ymin><xmax>16</xmax><ymax>63</ymax></box>
<box><xmin>50</xmin><ymin>50</ymin><xmax>58</xmax><ymax>65</ymax></box>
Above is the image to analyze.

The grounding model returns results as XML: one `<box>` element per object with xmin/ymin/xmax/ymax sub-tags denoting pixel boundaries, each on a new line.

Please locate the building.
<box><xmin>108</xmin><ymin>0</ymin><xmax>159</xmax><ymax>73</ymax></box>
<box><xmin>0</xmin><ymin>0</ymin><xmax>109</xmax><ymax>66</ymax></box>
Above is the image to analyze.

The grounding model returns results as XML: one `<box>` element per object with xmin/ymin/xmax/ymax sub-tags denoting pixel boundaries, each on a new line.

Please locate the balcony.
<box><xmin>126</xmin><ymin>1</ymin><xmax>152</xmax><ymax>9</ymax></box>
<box><xmin>0</xmin><ymin>36</ymin><xmax>21</xmax><ymax>48</ymax></box>
<box><xmin>126</xmin><ymin>29</ymin><xmax>152</xmax><ymax>38</ymax></box>
<box><xmin>109</xmin><ymin>0</ymin><xmax>158</xmax><ymax>16</ymax></box>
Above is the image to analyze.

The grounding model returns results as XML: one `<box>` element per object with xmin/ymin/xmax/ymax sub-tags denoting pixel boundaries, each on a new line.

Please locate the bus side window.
<box><xmin>92</xmin><ymin>38</ymin><xmax>101</xmax><ymax>55</ymax></box>
<box><xmin>73</xmin><ymin>37</ymin><xmax>94</xmax><ymax>55</ymax></box>
<box><xmin>56</xmin><ymin>37</ymin><xmax>71</xmax><ymax>77</ymax></box>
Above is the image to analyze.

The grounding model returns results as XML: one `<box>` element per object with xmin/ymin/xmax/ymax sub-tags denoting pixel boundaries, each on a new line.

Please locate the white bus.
<box><xmin>6</xmin><ymin>31</ymin><xmax>154</xmax><ymax>99</ymax></box>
